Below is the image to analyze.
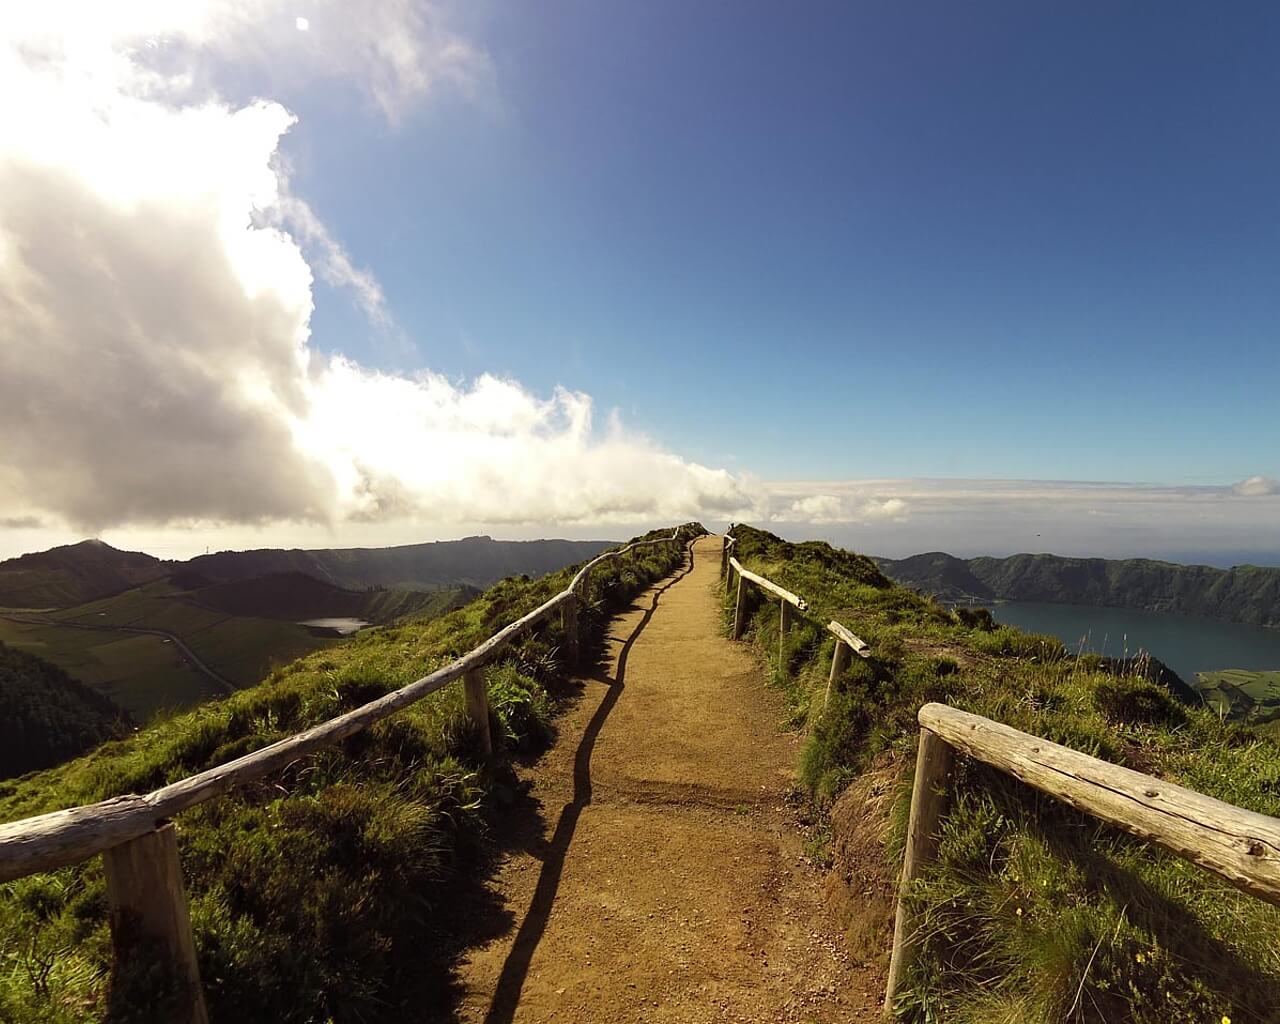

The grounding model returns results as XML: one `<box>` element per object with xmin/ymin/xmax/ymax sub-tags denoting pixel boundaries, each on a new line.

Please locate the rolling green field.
<box><xmin>1195</xmin><ymin>669</ymin><xmax>1280</xmax><ymax>725</ymax></box>
<box><xmin>0</xmin><ymin>616</ymin><xmax>216</xmax><ymax>719</ymax></box>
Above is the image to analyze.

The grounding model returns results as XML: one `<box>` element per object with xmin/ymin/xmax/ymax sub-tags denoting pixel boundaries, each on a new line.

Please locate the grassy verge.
<box><xmin>0</xmin><ymin>529</ymin><xmax>690</xmax><ymax>1024</ymax></box>
<box><xmin>725</xmin><ymin>524</ymin><xmax>1280</xmax><ymax>1023</ymax></box>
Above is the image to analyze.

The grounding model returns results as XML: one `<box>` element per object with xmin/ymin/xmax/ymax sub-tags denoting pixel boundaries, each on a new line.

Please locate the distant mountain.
<box><xmin>185</xmin><ymin>536</ymin><xmax>617</xmax><ymax>591</ymax></box>
<box><xmin>876</xmin><ymin>551</ymin><xmax>1280</xmax><ymax>628</ymax></box>
<box><xmin>0</xmin><ymin>535</ymin><xmax>617</xmax><ymax>612</ymax></box>
<box><xmin>0</xmin><ymin>539</ymin><xmax>167</xmax><ymax>608</ymax></box>
<box><xmin>0</xmin><ymin>534</ymin><xmax>613</xmax><ymax>723</ymax></box>
<box><xmin>0</xmin><ymin>641</ymin><xmax>129</xmax><ymax>779</ymax></box>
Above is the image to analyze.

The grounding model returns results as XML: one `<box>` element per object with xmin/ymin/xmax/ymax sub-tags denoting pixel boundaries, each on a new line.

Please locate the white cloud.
<box><xmin>776</xmin><ymin>493</ymin><xmax>909</xmax><ymax>524</ymax></box>
<box><xmin>1233</xmin><ymin>475</ymin><xmax>1280</xmax><ymax>497</ymax></box>
<box><xmin>0</xmin><ymin>2</ymin><xmax>758</xmax><ymax>535</ymax></box>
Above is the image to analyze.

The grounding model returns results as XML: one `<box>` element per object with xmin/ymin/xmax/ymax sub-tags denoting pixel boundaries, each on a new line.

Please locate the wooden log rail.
<box><xmin>720</xmin><ymin>530</ymin><xmax>870</xmax><ymax>683</ymax></box>
<box><xmin>883</xmin><ymin>702</ymin><xmax>1280</xmax><ymax>1015</ymax></box>
<box><xmin>0</xmin><ymin>524</ymin><xmax>697</xmax><ymax>1022</ymax></box>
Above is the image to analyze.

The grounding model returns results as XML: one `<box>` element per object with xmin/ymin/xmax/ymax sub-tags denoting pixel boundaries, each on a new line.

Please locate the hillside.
<box><xmin>0</xmin><ymin>642</ymin><xmax>128</xmax><ymax>780</ymax></box>
<box><xmin>186</xmin><ymin>535</ymin><xmax>618</xmax><ymax>591</ymax></box>
<box><xmin>727</xmin><ymin>524</ymin><xmax>1280</xmax><ymax>1022</ymax></box>
<box><xmin>0</xmin><ymin>530</ymin><xmax>686</xmax><ymax>1023</ymax></box>
<box><xmin>0</xmin><ymin>539</ymin><xmax>167</xmax><ymax>608</ymax></box>
<box><xmin>184</xmin><ymin>571</ymin><xmax>477</xmax><ymax>624</ymax></box>
<box><xmin>877</xmin><ymin>550</ymin><xmax>1280</xmax><ymax>627</ymax></box>
<box><xmin>0</xmin><ymin>578</ymin><xmax>475</xmax><ymax>722</ymax></box>
<box><xmin>0</xmin><ymin>534</ymin><xmax>596</xmax><ymax>724</ymax></box>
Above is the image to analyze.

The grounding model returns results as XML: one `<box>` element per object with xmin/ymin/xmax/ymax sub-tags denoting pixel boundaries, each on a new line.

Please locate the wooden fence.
<box><xmin>883</xmin><ymin>702</ymin><xmax>1280</xmax><ymax>1014</ymax></box>
<box><xmin>718</xmin><ymin>528</ymin><xmax>1280</xmax><ymax>1017</ymax></box>
<box><xmin>721</xmin><ymin>530</ymin><xmax>870</xmax><ymax>695</ymax></box>
<box><xmin>0</xmin><ymin>525</ymin><xmax>696</xmax><ymax>1023</ymax></box>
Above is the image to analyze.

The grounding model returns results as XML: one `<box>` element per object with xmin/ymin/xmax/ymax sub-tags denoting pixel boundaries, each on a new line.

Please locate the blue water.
<box><xmin>987</xmin><ymin>601</ymin><xmax>1280</xmax><ymax>684</ymax></box>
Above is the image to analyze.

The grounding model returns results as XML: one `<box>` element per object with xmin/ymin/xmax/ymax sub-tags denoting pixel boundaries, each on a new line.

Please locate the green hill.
<box><xmin>183</xmin><ymin>571</ymin><xmax>476</xmax><ymax>624</ymax></box>
<box><xmin>0</xmin><ymin>530</ymin><xmax>686</xmax><ymax>1023</ymax></box>
<box><xmin>0</xmin><ymin>642</ymin><xmax>128</xmax><ymax>779</ymax></box>
<box><xmin>0</xmin><ymin>539</ymin><xmax>167</xmax><ymax>608</ymax></box>
<box><xmin>877</xmin><ymin>550</ymin><xmax>1280</xmax><ymax>627</ymax></box>
<box><xmin>185</xmin><ymin>535</ymin><xmax>618</xmax><ymax>591</ymax></box>
<box><xmin>729</xmin><ymin>524</ymin><xmax>1280</xmax><ymax>1022</ymax></box>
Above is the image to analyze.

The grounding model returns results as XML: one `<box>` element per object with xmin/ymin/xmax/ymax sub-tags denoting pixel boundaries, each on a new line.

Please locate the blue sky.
<box><xmin>292</xmin><ymin>1</ymin><xmax>1279</xmax><ymax>483</ymax></box>
<box><xmin>2</xmin><ymin>2</ymin><xmax>1278</xmax><ymax>562</ymax></box>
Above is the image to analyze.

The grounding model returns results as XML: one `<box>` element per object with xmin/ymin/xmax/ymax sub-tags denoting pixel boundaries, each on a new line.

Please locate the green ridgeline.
<box><xmin>0</xmin><ymin>529</ymin><xmax>688</xmax><ymax>1024</ymax></box>
<box><xmin>727</xmin><ymin>523</ymin><xmax>1280</xmax><ymax>1023</ymax></box>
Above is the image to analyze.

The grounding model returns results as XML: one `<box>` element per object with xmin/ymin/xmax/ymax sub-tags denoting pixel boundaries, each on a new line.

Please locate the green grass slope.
<box><xmin>0</xmin><ymin>643</ymin><xmax>129</xmax><ymax>780</ymax></box>
<box><xmin>730</xmin><ymin>524</ymin><xmax>1280</xmax><ymax>1023</ymax></box>
<box><xmin>0</xmin><ymin>529</ymin><xmax>691</xmax><ymax>1024</ymax></box>
<box><xmin>183</xmin><ymin>571</ymin><xmax>475</xmax><ymax>624</ymax></box>
<box><xmin>0</xmin><ymin>541</ymin><xmax>167</xmax><ymax>609</ymax></box>
<box><xmin>878</xmin><ymin>550</ymin><xmax>1280</xmax><ymax>627</ymax></box>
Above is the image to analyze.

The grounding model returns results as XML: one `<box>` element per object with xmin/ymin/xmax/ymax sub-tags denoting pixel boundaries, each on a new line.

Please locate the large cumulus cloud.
<box><xmin>0</xmin><ymin>2</ymin><xmax>759</xmax><ymax>533</ymax></box>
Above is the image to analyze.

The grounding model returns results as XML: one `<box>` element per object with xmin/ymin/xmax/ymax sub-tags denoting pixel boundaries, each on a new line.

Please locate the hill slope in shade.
<box><xmin>185</xmin><ymin>536</ymin><xmax>618</xmax><ymax>591</ymax></box>
<box><xmin>876</xmin><ymin>550</ymin><xmax>1280</xmax><ymax>627</ymax></box>
<box><xmin>0</xmin><ymin>539</ymin><xmax>167</xmax><ymax>608</ymax></box>
<box><xmin>0</xmin><ymin>641</ymin><xmax>129</xmax><ymax>779</ymax></box>
<box><xmin>183</xmin><ymin>571</ymin><xmax>478</xmax><ymax>624</ymax></box>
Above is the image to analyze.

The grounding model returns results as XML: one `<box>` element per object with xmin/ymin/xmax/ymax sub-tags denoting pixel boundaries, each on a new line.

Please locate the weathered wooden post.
<box><xmin>824</xmin><ymin>639</ymin><xmax>850</xmax><ymax>705</ymax></box>
<box><xmin>778</xmin><ymin>600</ymin><xmax>792</xmax><ymax>671</ymax></box>
<box><xmin>463</xmin><ymin>665</ymin><xmax>493</xmax><ymax>756</ymax></box>
<box><xmin>721</xmin><ymin>537</ymin><xmax>729</xmax><ymax>578</ymax></box>
<box><xmin>561</xmin><ymin>591</ymin><xmax>579</xmax><ymax>666</ymax></box>
<box><xmin>883</xmin><ymin>728</ymin><xmax>954</xmax><ymax>1015</ymax></box>
<box><xmin>732</xmin><ymin>575</ymin><xmax>748</xmax><ymax>640</ymax></box>
<box><xmin>103</xmin><ymin>824</ymin><xmax>209</xmax><ymax>1024</ymax></box>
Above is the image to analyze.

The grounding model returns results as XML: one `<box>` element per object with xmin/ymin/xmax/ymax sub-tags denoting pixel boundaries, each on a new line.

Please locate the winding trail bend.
<box><xmin>455</xmin><ymin>535</ymin><xmax>881</xmax><ymax>1024</ymax></box>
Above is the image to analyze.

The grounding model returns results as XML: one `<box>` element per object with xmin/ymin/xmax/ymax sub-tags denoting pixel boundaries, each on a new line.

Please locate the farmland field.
<box><xmin>0</xmin><ymin>617</ymin><xmax>214</xmax><ymax>719</ymax></box>
<box><xmin>1195</xmin><ymin>669</ymin><xmax>1280</xmax><ymax>726</ymax></box>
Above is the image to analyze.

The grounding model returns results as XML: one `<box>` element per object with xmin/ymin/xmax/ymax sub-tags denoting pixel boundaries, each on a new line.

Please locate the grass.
<box><xmin>0</xmin><ymin>528</ymin><xmax>692</xmax><ymax>1024</ymax></box>
<box><xmin>725</xmin><ymin>524</ymin><xmax>1280</xmax><ymax>1023</ymax></box>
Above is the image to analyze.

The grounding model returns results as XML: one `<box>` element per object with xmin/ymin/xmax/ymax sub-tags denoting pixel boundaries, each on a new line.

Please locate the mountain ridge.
<box><xmin>0</xmin><ymin>535</ymin><xmax>620</xmax><ymax>609</ymax></box>
<box><xmin>876</xmin><ymin>550</ymin><xmax>1280</xmax><ymax>627</ymax></box>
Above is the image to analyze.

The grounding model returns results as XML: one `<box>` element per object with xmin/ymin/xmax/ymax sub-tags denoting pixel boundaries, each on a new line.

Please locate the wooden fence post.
<box><xmin>561</xmin><ymin>592</ymin><xmax>579</xmax><ymax>666</ymax></box>
<box><xmin>778</xmin><ymin>600</ymin><xmax>792</xmax><ymax>671</ymax></box>
<box><xmin>721</xmin><ymin>537</ymin><xmax>729</xmax><ymax>578</ymax></box>
<box><xmin>732</xmin><ymin>575</ymin><xmax>748</xmax><ymax>640</ymax></box>
<box><xmin>824</xmin><ymin>639</ymin><xmax>851</xmax><ymax>705</ymax></box>
<box><xmin>463</xmin><ymin>666</ymin><xmax>493</xmax><ymax>757</ymax></box>
<box><xmin>103</xmin><ymin>823</ymin><xmax>209</xmax><ymax>1024</ymax></box>
<box><xmin>884</xmin><ymin>728</ymin><xmax>954</xmax><ymax>1015</ymax></box>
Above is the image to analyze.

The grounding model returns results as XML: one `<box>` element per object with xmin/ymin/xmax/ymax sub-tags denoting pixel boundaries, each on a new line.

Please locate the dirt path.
<box><xmin>453</xmin><ymin>535</ymin><xmax>883</xmax><ymax>1023</ymax></box>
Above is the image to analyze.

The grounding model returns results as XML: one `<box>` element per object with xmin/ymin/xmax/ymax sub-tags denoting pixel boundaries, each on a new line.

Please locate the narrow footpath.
<box><xmin>455</xmin><ymin>535</ymin><xmax>882</xmax><ymax>1023</ymax></box>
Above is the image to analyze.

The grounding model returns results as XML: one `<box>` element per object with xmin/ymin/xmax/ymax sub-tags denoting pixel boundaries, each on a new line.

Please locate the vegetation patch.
<box><xmin>727</xmin><ymin>524</ymin><xmax>1280</xmax><ymax>1023</ymax></box>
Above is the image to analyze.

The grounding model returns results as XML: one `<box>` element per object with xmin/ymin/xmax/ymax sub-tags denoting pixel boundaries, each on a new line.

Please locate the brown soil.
<box><xmin>452</xmin><ymin>536</ymin><xmax>884</xmax><ymax>1023</ymax></box>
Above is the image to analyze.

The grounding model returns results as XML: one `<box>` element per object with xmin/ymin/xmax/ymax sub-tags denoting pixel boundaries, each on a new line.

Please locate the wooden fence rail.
<box><xmin>0</xmin><ymin>524</ymin><xmax>697</xmax><ymax>1022</ymax></box>
<box><xmin>720</xmin><ymin>530</ymin><xmax>870</xmax><ymax>685</ymax></box>
<box><xmin>883</xmin><ymin>702</ymin><xmax>1280</xmax><ymax>1014</ymax></box>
